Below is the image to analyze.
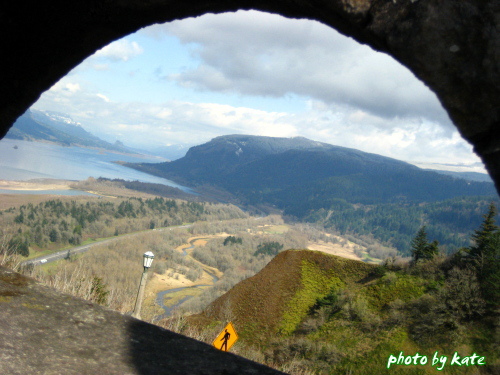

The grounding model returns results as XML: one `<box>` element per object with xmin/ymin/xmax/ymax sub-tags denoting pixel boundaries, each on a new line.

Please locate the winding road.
<box><xmin>20</xmin><ymin>224</ymin><xmax>193</xmax><ymax>267</ymax></box>
<box><xmin>21</xmin><ymin>225</ymin><xmax>222</xmax><ymax>321</ymax></box>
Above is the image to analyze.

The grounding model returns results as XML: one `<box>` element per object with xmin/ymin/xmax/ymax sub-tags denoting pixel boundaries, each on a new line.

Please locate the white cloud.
<box><xmin>96</xmin><ymin>93</ymin><xmax>110</xmax><ymax>102</ymax></box>
<box><xmin>93</xmin><ymin>40</ymin><xmax>143</xmax><ymax>62</ymax></box>
<box><xmin>31</xmin><ymin>12</ymin><xmax>485</xmax><ymax>173</ymax></box>
<box><xmin>33</xmin><ymin>75</ymin><xmax>482</xmax><ymax>169</ymax></box>
<box><xmin>159</xmin><ymin>11</ymin><xmax>452</xmax><ymax>128</ymax></box>
<box><xmin>46</xmin><ymin>81</ymin><xmax>81</xmax><ymax>97</ymax></box>
<box><xmin>92</xmin><ymin>64</ymin><xmax>109</xmax><ymax>71</ymax></box>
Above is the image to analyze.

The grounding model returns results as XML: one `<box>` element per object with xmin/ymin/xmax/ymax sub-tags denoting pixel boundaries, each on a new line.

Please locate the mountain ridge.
<box><xmin>126</xmin><ymin>134</ymin><xmax>496</xmax><ymax>210</ymax></box>
<box><xmin>5</xmin><ymin>110</ymin><xmax>135</xmax><ymax>154</ymax></box>
<box><xmin>166</xmin><ymin>134</ymin><xmax>415</xmax><ymax>179</ymax></box>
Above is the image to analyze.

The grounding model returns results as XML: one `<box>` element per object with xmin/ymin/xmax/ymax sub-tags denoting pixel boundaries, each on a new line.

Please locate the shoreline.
<box><xmin>0</xmin><ymin>179</ymin><xmax>76</xmax><ymax>191</ymax></box>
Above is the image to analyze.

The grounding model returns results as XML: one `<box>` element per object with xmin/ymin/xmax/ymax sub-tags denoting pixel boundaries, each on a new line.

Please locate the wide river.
<box><xmin>0</xmin><ymin>139</ymin><xmax>192</xmax><ymax>192</ymax></box>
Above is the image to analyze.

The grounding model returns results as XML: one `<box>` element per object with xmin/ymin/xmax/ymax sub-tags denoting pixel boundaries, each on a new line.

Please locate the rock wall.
<box><xmin>1</xmin><ymin>1</ymin><xmax>498</xmax><ymax>189</ymax></box>
<box><xmin>0</xmin><ymin>266</ymin><xmax>285</xmax><ymax>374</ymax></box>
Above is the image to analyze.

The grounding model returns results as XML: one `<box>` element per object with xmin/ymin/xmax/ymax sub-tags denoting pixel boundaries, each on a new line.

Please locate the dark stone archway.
<box><xmin>1</xmin><ymin>1</ymin><xmax>498</xmax><ymax>189</ymax></box>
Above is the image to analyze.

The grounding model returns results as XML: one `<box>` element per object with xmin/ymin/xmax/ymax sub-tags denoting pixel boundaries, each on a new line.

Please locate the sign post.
<box><xmin>212</xmin><ymin>322</ymin><xmax>238</xmax><ymax>352</ymax></box>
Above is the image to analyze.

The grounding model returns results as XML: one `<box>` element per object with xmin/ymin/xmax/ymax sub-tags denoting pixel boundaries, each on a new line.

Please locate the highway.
<box><xmin>20</xmin><ymin>224</ymin><xmax>193</xmax><ymax>267</ymax></box>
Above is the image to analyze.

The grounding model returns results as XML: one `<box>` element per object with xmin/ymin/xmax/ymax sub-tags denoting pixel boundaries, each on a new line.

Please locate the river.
<box><xmin>153</xmin><ymin>276</ymin><xmax>218</xmax><ymax>322</ymax></box>
<box><xmin>0</xmin><ymin>139</ymin><xmax>192</xmax><ymax>192</ymax></box>
<box><xmin>153</xmin><ymin>240</ymin><xmax>220</xmax><ymax>321</ymax></box>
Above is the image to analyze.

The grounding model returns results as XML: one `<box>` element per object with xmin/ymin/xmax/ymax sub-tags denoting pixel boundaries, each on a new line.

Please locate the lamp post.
<box><xmin>132</xmin><ymin>251</ymin><xmax>154</xmax><ymax>319</ymax></box>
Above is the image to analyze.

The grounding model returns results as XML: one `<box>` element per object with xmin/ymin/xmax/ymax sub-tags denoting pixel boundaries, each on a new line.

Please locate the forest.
<box><xmin>302</xmin><ymin>196</ymin><xmax>500</xmax><ymax>255</ymax></box>
<box><xmin>0</xmin><ymin>195</ymin><xmax>247</xmax><ymax>256</ymax></box>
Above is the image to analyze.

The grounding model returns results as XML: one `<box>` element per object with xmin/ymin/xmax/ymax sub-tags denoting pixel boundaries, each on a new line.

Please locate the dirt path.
<box><xmin>176</xmin><ymin>234</ymin><xmax>228</xmax><ymax>278</ymax></box>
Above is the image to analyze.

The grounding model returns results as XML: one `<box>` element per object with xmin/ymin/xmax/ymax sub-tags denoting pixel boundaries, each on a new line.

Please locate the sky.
<box><xmin>32</xmin><ymin>10</ymin><xmax>486</xmax><ymax>173</ymax></box>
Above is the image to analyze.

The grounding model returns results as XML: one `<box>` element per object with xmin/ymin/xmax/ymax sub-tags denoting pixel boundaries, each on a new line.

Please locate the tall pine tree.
<box><xmin>410</xmin><ymin>226</ymin><xmax>438</xmax><ymax>263</ymax></box>
<box><xmin>467</xmin><ymin>203</ymin><xmax>500</xmax><ymax>307</ymax></box>
<box><xmin>469</xmin><ymin>202</ymin><xmax>498</xmax><ymax>260</ymax></box>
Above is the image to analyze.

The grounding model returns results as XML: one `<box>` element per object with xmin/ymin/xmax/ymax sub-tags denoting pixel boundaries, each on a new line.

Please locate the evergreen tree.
<box><xmin>223</xmin><ymin>236</ymin><xmax>242</xmax><ymax>246</ymax></box>
<box><xmin>90</xmin><ymin>276</ymin><xmax>109</xmax><ymax>305</ymax></box>
<box><xmin>425</xmin><ymin>240</ymin><xmax>439</xmax><ymax>260</ymax></box>
<box><xmin>7</xmin><ymin>236</ymin><xmax>30</xmax><ymax>257</ymax></box>
<box><xmin>467</xmin><ymin>203</ymin><xmax>500</xmax><ymax>307</ymax></box>
<box><xmin>468</xmin><ymin>202</ymin><xmax>498</xmax><ymax>260</ymax></box>
<box><xmin>49</xmin><ymin>228</ymin><xmax>60</xmax><ymax>242</ymax></box>
<box><xmin>254</xmin><ymin>241</ymin><xmax>284</xmax><ymax>256</ymax></box>
<box><xmin>410</xmin><ymin>226</ymin><xmax>438</xmax><ymax>263</ymax></box>
<box><xmin>481</xmin><ymin>232</ymin><xmax>500</xmax><ymax>307</ymax></box>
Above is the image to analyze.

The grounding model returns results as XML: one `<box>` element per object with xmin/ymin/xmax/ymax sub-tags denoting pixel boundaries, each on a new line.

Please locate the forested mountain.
<box><xmin>130</xmin><ymin>135</ymin><xmax>411</xmax><ymax>186</ymax></box>
<box><xmin>5</xmin><ymin>110</ymin><xmax>133</xmax><ymax>153</ymax></box>
<box><xmin>308</xmin><ymin>196</ymin><xmax>500</xmax><ymax>255</ymax></box>
<box><xmin>126</xmin><ymin>135</ymin><xmax>498</xmax><ymax>253</ymax></box>
<box><xmin>429</xmin><ymin>169</ymin><xmax>493</xmax><ymax>183</ymax></box>
<box><xmin>128</xmin><ymin>135</ymin><xmax>495</xmax><ymax>205</ymax></box>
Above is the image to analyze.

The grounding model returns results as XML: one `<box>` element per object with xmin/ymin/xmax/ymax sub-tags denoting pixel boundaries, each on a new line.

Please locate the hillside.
<box><xmin>126</xmin><ymin>135</ymin><xmax>498</xmax><ymax>253</ymax></box>
<box><xmin>5</xmin><ymin>109</ymin><xmax>133</xmax><ymax>153</ymax></box>
<box><xmin>189</xmin><ymin>249</ymin><xmax>498</xmax><ymax>374</ymax></box>
<box><xmin>429</xmin><ymin>169</ymin><xmax>493</xmax><ymax>183</ymax></box>
<box><xmin>127</xmin><ymin>135</ymin><xmax>496</xmax><ymax>208</ymax></box>
<box><xmin>200</xmin><ymin>250</ymin><xmax>375</xmax><ymax>336</ymax></box>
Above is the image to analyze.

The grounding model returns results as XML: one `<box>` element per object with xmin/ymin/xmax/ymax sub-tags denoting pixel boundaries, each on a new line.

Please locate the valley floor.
<box><xmin>145</xmin><ymin>230</ymin><xmax>364</xmax><ymax>319</ymax></box>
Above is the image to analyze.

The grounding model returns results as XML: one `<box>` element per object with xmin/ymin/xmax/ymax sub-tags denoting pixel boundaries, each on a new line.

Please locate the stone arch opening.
<box><xmin>1</xmin><ymin>1</ymin><xmax>498</xmax><ymax>190</ymax></box>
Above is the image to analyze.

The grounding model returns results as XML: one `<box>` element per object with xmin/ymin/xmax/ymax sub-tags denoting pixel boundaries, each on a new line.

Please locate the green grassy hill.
<box><xmin>191</xmin><ymin>250</ymin><xmax>498</xmax><ymax>374</ymax></box>
<box><xmin>202</xmin><ymin>250</ymin><xmax>375</xmax><ymax>338</ymax></box>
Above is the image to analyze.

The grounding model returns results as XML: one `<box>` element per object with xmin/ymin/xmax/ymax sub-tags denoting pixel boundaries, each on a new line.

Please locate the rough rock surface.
<box><xmin>0</xmin><ymin>266</ymin><xmax>284</xmax><ymax>375</ymax></box>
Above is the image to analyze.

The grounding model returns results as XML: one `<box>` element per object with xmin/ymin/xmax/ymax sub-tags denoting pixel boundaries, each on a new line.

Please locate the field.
<box><xmin>307</xmin><ymin>237</ymin><xmax>362</xmax><ymax>261</ymax></box>
<box><xmin>0</xmin><ymin>179</ymin><xmax>74</xmax><ymax>191</ymax></box>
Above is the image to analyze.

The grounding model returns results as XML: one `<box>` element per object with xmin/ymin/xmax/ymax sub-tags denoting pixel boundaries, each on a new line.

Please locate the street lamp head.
<box><xmin>143</xmin><ymin>251</ymin><xmax>155</xmax><ymax>269</ymax></box>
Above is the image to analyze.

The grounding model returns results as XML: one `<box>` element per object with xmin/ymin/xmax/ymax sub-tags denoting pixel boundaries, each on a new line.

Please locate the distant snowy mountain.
<box><xmin>5</xmin><ymin>110</ymin><xmax>135</xmax><ymax>154</ymax></box>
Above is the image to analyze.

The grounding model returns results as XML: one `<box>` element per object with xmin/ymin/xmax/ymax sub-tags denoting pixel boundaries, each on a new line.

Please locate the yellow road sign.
<box><xmin>212</xmin><ymin>322</ymin><xmax>238</xmax><ymax>352</ymax></box>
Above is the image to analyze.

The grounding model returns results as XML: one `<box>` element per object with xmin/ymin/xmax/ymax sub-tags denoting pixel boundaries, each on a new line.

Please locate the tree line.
<box><xmin>408</xmin><ymin>202</ymin><xmax>499</xmax><ymax>307</ymax></box>
<box><xmin>0</xmin><ymin>196</ymin><xmax>247</xmax><ymax>255</ymax></box>
<box><xmin>304</xmin><ymin>196</ymin><xmax>500</xmax><ymax>255</ymax></box>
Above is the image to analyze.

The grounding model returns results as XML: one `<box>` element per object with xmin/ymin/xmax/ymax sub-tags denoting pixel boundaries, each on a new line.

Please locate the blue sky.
<box><xmin>32</xmin><ymin>11</ymin><xmax>486</xmax><ymax>173</ymax></box>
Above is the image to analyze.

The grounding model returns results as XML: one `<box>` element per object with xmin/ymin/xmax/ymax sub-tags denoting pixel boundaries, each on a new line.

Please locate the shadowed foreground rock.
<box><xmin>0</xmin><ymin>266</ymin><xmax>285</xmax><ymax>375</ymax></box>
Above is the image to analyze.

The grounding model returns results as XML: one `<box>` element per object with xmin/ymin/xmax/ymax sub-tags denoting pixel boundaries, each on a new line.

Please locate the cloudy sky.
<box><xmin>32</xmin><ymin>10</ymin><xmax>486</xmax><ymax>172</ymax></box>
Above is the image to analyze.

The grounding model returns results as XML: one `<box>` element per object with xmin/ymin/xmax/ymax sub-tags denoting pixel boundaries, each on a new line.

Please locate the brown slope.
<box><xmin>200</xmin><ymin>250</ymin><xmax>376</xmax><ymax>339</ymax></box>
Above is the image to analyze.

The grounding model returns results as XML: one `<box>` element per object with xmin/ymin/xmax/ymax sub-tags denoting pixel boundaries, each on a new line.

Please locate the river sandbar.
<box><xmin>0</xmin><ymin>179</ymin><xmax>74</xmax><ymax>191</ymax></box>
